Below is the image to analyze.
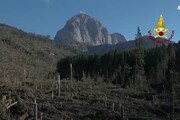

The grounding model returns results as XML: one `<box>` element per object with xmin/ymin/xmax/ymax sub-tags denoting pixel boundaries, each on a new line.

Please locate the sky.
<box><xmin>0</xmin><ymin>0</ymin><xmax>180</xmax><ymax>42</ymax></box>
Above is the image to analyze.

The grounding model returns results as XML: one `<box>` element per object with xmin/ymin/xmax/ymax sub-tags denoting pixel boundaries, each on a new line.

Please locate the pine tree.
<box><xmin>135</xmin><ymin>26</ymin><xmax>142</xmax><ymax>40</ymax></box>
<box><xmin>166</xmin><ymin>45</ymin><xmax>177</xmax><ymax>120</ymax></box>
<box><xmin>133</xmin><ymin>27</ymin><xmax>147</xmax><ymax>91</ymax></box>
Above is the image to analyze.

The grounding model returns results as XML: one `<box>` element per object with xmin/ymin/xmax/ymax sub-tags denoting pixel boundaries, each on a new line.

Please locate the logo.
<box><xmin>148</xmin><ymin>15</ymin><xmax>174</xmax><ymax>44</ymax></box>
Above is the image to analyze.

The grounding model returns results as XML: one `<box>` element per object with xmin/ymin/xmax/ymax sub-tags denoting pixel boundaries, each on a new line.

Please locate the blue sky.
<box><xmin>0</xmin><ymin>0</ymin><xmax>180</xmax><ymax>42</ymax></box>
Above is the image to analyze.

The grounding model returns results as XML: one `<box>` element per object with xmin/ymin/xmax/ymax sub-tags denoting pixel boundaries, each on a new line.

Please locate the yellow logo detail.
<box><xmin>154</xmin><ymin>15</ymin><xmax>168</xmax><ymax>38</ymax></box>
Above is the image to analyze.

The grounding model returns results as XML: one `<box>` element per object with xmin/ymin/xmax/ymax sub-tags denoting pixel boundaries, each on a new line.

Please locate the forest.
<box><xmin>57</xmin><ymin>39</ymin><xmax>180</xmax><ymax>91</ymax></box>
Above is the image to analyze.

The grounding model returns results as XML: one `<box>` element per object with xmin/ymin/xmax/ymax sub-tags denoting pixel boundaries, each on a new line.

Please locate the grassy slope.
<box><xmin>0</xmin><ymin>23</ymin><xmax>73</xmax><ymax>80</ymax></box>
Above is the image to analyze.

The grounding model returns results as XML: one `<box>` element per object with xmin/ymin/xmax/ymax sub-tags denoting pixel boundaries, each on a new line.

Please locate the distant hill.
<box><xmin>0</xmin><ymin>23</ymin><xmax>73</xmax><ymax>80</ymax></box>
<box><xmin>87</xmin><ymin>36</ymin><xmax>159</xmax><ymax>54</ymax></box>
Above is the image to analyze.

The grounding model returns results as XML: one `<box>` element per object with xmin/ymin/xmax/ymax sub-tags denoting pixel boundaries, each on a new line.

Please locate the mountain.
<box><xmin>0</xmin><ymin>23</ymin><xmax>73</xmax><ymax>80</ymax></box>
<box><xmin>87</xmin><ymin>36</ymin><xmax>159</xmax><ymax>54</ymax></box>
<box><xmin>54</xmin><ymin>13</ymin><xmax>126</xmax><ymax>51</ymax></box>
<box><xmin>54</xmin><ymin>13</ymin><xmax>165</xmax><ymax>54</ymax></box>
<box><xmin>110</xmin><ymin>33</ymin><xmax>126</xmax><ymax>44</ymax></box>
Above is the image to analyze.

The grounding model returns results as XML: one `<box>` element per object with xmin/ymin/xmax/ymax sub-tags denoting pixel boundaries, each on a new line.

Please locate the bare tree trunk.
<box><xmin>121</xmin><ymin>105</ymin><xmax>124</xmax><ymax>120</ymax></box>
<box><xmin>65</xmin><ymin>79</ymin><xmax>67</xmax><ymax>97</ymax></box>
<box><xmin>58</xmin><ymin>74</ymin><xmax>61</xmax><ymax>97</ymax></box>
<box><xmin>15</xmin><ymin>78</ymin><xmax>18</xmax><ymax>89</ymax></box>
<box><xmin>112</xmin><ymin>103</ymin><xmax>115</xmax><ymax>111</ymax></box>
<box><xmin>40</xmin><ymin>83</ymin><xmax>42</xmax><ymax>90</ymax></box>
<box><xmin>107</xmin><ymin>70</ymin><xmax>108</xmax><ymax>82</ymax></box>
<box><xmin>24</xmin><ymin>69</ymin><xmax>26</xmax><ymax>86</ymax></box>
<box><xmin>134</xmin><ymin>58</ymin><xmax>137</xmax><ymax>89</ymax></box>
<box><xmin>70</xmin><ymin>63</ymin><xmax>73</xmax><ymax>88</ymax></box>
<box><xmin>51</xmin><ymin>83</ymin><xmax>54</xmax><ymax>100</ymax></box>
<box><xmin>34</xmin><ymin>98</ymin><xmax>38</xmax><ymax>120</ymax></box>
<box><xmin>60</xmin><ymin>102</ymin><xmax>63</xmax><ymax>107</ymax></box>
<box><xmin>119</xmin><ymin>103</ymin><xmax>121</xmax><ymax>111</ymax></box>
<box><xmin>40</xmin><ymin>112</ymin><xmax>43</xmax><ymax>120</ymax></box>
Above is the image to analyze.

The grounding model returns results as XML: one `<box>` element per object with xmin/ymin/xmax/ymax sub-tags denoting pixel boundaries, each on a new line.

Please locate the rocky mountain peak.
<box><xmin>54</xmin><ymin>13</ymin><xmax>126</xmax><ymax>51</ymax></box>
<box><xmin>66</xmin><ymin>13</ymin><xmax>91</xmax><ymax>25</ymax></box>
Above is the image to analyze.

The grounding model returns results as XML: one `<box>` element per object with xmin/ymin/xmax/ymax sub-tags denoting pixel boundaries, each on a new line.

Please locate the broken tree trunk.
<box><xmin>6</xmin><ymin>101</ymin><xmax>18</xmax><ymax>110</ymax></box>
<box><xmin>112</xmin><ymin>103</ymin><xmax>115</xmax><ymax>111</ymax></box>
<box><xmin>40</xmin><ymin>112</ymin><xmax>43</xmax><ymax>120</ymax></box>
<box><xmin>58</xmin><ymin>74</ymin><xmax>61</xmax><ymax>97</ymax></box>
<box><xmin>121</xmin><ymin>105</ymin><xmax>124</xmax><ymax>120</ymax></box>
<box><xmin>51</xmin><ymin>83</ymin><xmax>54</xmax><ymax>100</ymax></box>
<box><xmin>70</xmin><ymin>63</ymin><xmax>73</xmax><ymax>88</ymax></box>
<box><xmin>34</xmin><ymin>98</ymin><xmax>38</xmax><ymax>120</ymax></box>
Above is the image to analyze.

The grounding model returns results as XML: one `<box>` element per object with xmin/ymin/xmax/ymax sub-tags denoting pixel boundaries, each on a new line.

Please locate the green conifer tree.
<box><xmin>133</xmin><ymin>27</ymin><xmax>148</xmax><ymax>91</ymax></box>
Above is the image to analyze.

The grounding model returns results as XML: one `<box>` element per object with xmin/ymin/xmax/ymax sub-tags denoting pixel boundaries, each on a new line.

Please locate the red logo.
<box><xmin>148</xmin><ymin>30</ymin><xmax>174</xmax><ymax>44</ymax></box>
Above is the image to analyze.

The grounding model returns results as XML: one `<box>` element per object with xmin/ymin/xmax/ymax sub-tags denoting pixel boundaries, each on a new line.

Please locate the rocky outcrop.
<box><xmin>110</xmin><ymin>33</ymin><xmax>126</xmax><ymax>44</ymax></box>
<box><xmin>54</xmin><ymin>13</ymin><xmax>126</xmax><ymax>49</ymax></box>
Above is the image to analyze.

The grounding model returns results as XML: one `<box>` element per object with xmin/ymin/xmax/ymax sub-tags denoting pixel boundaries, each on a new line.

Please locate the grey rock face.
<box><xmin>110</xmin><ymin>33</ymin><xmax>126</xmax><ymax>44</ymax></box>
<box><xmin>54</xmin><ymin>13</ymin><xmax>126</xmax><ymax>47</ymax></box>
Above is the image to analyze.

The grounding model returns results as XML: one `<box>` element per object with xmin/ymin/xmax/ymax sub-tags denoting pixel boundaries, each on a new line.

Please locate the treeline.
<box><xmin>57</xmin><ymin>41</ymin><xmax>179</xmax><ymax>91</ymax></box>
